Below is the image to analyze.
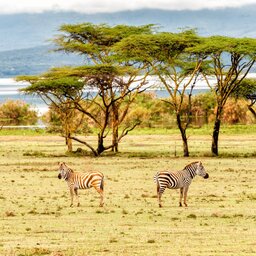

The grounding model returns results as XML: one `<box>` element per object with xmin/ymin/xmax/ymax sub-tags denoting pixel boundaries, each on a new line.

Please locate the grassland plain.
<box><xmin>0</xmin><ymin>133</ymin><xmax>256</xmax><ymax>256</ymax></box>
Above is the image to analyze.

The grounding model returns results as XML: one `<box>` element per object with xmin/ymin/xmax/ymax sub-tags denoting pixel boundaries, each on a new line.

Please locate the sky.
<box><xmin>0</xmin><ymin>0</ymin><xmax>256</xmax><ymax>14</ymax></box>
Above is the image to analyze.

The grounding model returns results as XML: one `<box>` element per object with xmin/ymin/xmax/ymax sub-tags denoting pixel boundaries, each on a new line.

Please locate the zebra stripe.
<box><xmin>154</xmin><ymin>161</ymin><xmax>209</xmax><ymax>208</ymax></box>
<box><xmin>58</xmin><ymin>162</ymin><xmax>104</xmax><ymax>207</ymax></box>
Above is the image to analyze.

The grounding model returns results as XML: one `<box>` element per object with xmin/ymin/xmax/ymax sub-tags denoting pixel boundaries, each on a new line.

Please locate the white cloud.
<box><xmin>0</xmin><ymin>0</ymin><xmax>256</xmax><ymax>14</ymax></box>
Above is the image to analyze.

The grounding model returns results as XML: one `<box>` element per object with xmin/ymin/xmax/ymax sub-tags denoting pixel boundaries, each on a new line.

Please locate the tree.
<box><xmin>232</xmin><ymin>78</ymin><xmax>256</xmax><ymax>119</ymax></box>
<box><xmin>62</xmin><ymin>64</ymin><xmax>149</xmax><ymax>156</ymax></box>
<box><xmin>114</xmin><ymin>30</ymin><xmax>203</xmax><ymax>156</ymax></box>
<box><xmin>52</xmin><ymin>23</ymin><xmax>154</xmax><ymax>154</ymax></box>
<box><xmin>194</xmin><ymin>36</ymin><xmax>256</xmax><ymax>155</ymax></box>
<box><xmin>18</xmin><ymin>76</ymin><xmax>85</xmax><ymax>152</ymax></box>
<box><xmin>18</xmin><ymin>23</ymin><xmax>154</xmax><ymax>156</ymax></box>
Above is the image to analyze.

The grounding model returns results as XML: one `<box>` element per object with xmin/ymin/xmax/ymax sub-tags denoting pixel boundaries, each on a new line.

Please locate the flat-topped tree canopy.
<box><xmin>113</xmin><ymin>29</ymin><xmax>204</xmax><ymax>157</ymax></box>
<box><xmin>190</xmin><ymin>35</ymin><xmax>256</xmax><ymax>156</ymax></box>
<box><xmin>53</xmin><ymin>23</ymin><xmax>156</xmax><ymax>63</ymax></box>
<box><xmin>17</xmin><ymin>64</ymin><xmax>138</xmax><ymax>94</ymax></box>
<box><xmin>113</xmin><ymin>29</ymin><xmax>202</xmax><ymax>63</ymax></box>
<box><xmin>189</xmin><ymin>36</ymin><xmax>256</xmax><ymax>56</ymax></box>
<box><xmin>18</xmin><ymin>76</ymin><xmax>84</xmax><ymax>95</ymax></box>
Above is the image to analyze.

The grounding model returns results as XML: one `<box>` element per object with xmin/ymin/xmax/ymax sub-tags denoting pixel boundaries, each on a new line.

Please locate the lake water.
<box><xmin>0</xmin><ymin>78</ymin><xmax>48</xmax><ymax>115</ymax></box>
<box><xmin>0</xmin><ymin>75</ymin><xmax>232</xmax><ymax>116</ymax></box>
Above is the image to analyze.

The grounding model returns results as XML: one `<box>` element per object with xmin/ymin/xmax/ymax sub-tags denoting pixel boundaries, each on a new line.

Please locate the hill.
<box><xmin>0</xmin><ymin>6</ymin><xmax>256</xmax><ymax>76</ymax></box>
<box><xmin>0</xmin><ymin>45</ymin><xmax>84</xmax><ymax>77</ymax></box>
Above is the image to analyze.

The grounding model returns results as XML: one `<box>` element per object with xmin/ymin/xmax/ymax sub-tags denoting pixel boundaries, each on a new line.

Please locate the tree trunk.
<box><xmin>97</xmin><ymin>134</ymin><xmax>105</xmax><ymax>155</ymax></box>
<box><xmin>112</xmin><ymin>125</ymin><xmax>119</xmax><ymax>152</ymax></box>
<box><xmin>112</xmin><ymin>105</ymin><xmax>119</xmax><ymax>152</ymax></box>
<box><xmin>66</xmin><ymin>135</ymin><xmax>73</xmax><ymax>152</ymax></box>
<box><xmin>211</xmin><ymin>106</ymin><xmax>222</xmax><ymax>156</ymax></box>
<box><xmin>176</xmin><ymin>114</ymin><xmax>189</xmax><ymax>157</ymax></box>
<box><xmin>248</xmin><ymin>104</ymin><xmax>256</xmax><ymax>119</ymax></box>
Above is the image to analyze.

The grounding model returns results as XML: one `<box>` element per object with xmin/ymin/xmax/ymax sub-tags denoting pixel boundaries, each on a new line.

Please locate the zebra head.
<box><xmin>195</xmin><ymin>161</ymin><xmax>209</xmax><ymax>179</ymax></box>
<box><xmin>58</xmin><ymin>162</ymin><xmax>70</xmax><ymax>180</ymax></box>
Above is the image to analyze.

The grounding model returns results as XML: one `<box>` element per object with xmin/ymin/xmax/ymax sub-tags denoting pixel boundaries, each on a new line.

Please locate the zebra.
<box><xmin>57</xmin><ymin>162</ymin><xmax>104</xmax><ymax>207</ymax></box>
<box><xmin>154</xmin><ymin>161</ymin><xmax>209</xmax><ymax>208</ymax></box>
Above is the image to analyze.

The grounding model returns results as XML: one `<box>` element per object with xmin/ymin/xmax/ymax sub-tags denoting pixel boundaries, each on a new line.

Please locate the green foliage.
<box><xmin>191</xmin><ymin>36</ymin><xmax>256</xmax><ymax>55</ymax></box>
<box><xmin>18</xmin><ymin>76</ymin><xmax>85</xmax><ymax>96</ymax></box>
<box><xmin>15</xmin><ymin>22</ymin><xmax>256</xmax><ymax>156</ymax></box>
<box><xmin>0</xmin><ymin>100</ymin><xmax>38</xmax><ymax>126</ymax></box>
<box><xmin>42</xmin><ymin>103</ymin><xmax>92</xmax><ymax>134</ymax></box>
<box><xmin>129</xmin><ymin>93</ymin><xmax>174</xmax><ymax>128</ymax></box>
<box><xmin>54</xmin><ymin>23</ymin><xmax>155</xmax><ymax>62</ymax></box>
<box><xmin>114</xmin><ymin>30</ymin><xmax>201</xmax><ymax>64</ymax></box>
<box><xmin>232</xmin><ymin>78</ymin><xmax>256</xmax><ymax>99</ymax></box>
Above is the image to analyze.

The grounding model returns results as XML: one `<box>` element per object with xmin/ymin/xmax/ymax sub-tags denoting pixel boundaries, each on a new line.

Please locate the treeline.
<box><xmin>1</xmin><ymin>92</ymin><xmax>254</xmax><ymax>128</ymax></box>
<box><xmin>43</xmin><ymin>91</ymin><xmax>255</xmax><ymax>130</ymax></box>
<box><xmin>16</xmin><ymin>23</ymin><xmax>256</xmax><ymax>156</ymax></box>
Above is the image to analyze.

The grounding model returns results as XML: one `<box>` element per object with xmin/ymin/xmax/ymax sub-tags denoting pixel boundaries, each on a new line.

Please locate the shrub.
<box><xmin>42</xmin><ymin>103</ymin><xmax>92</xmax><ymax>134</ymax></box>
<box><xmin>0</xmin><ymin>99</ymin><xmax>38</xmax><ymax>125</ymax></box>
<box><xmin>222</xmin><ymin>98</ymin><xmax>252</xmax><ymax>124</ymax></box>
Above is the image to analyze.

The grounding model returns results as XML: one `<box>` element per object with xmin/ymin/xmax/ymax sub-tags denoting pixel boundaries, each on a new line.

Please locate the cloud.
<box><xmin>0</xmin><ymin>0</ymin><xmax>255</xmax><ymax>14</ymax></box>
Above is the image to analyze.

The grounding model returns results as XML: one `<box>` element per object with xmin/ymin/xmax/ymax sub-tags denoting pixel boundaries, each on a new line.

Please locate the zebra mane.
<box><xmin>66</xmin><ymin>165</ymin><xmax>74</xmax><ymax>173</ymax></box>
<box><xmin>62</xmin><ymin>162</ymin><xmax>74</xmax><ymax>173</ymax></box>
<box><xmin>184</xmin><ymin>161</ymin><xmax>199</xmax><ymax>170</ymax></box>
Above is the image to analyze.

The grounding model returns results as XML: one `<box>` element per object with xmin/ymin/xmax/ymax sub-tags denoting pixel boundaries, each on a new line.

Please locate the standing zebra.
<box><xmin>57</xmin><ymin>162</ymin><xmax>104</xmax><ymax>207</ymax></box>
<box><xmin>154</xmin><ymin>161</ymin><xmax>209</xmax><ymax>207</ymax></box>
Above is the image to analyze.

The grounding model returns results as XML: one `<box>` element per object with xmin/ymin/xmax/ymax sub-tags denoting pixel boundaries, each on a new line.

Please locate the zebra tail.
<box><xmin>100</xmin><ymin>176</ymin><xmax>104</xmax><ymax>191</ymax></box>
<box><xmin>153</xmin><ymin>173</ymin><xmax>159</xmax><ymax>183</ymax></box>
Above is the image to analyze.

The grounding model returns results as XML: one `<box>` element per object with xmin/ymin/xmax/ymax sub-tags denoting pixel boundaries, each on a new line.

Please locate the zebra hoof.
<box><xmin>184</xmin><ymin>203</ymin><xmax>188</xmax><ymax>207</ymax></box>
<box><xmin>159</xmin><ymin>204</ymin><xmax>162</xmax><ymax>208</ymax></box>
<box><xmin>99</xmin><ymin>203</ymin><xmax>104</xmax><ymax>207</ymax></box>
<box><xmin>77</xmin><ymin>203</ymin><xmax>80</xmax><ymax>207</ymax></box>
<box><xmin>179</xmin><ymin>203</ymin><xmax>182</xmax><ymax>207</ymax></box>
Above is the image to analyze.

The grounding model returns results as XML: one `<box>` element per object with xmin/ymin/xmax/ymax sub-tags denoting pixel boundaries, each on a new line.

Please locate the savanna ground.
<box><xmin>0</xmin><ymin>127</ymin><xmax>256</xmax><ymax>256</ymax></box>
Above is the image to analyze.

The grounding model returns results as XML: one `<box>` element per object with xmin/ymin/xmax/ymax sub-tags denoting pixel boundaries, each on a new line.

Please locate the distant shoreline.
<box><xmin>1</xmin><ymin>73</ymin><xmax>255</xmax><ymax>116</ymax></box>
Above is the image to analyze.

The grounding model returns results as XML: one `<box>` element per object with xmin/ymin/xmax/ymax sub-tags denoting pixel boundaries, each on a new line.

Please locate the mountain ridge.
<box><xmin>0</xmin><ymin>7</ymin><xmax>256</xmax><ymax>77</ymax></box>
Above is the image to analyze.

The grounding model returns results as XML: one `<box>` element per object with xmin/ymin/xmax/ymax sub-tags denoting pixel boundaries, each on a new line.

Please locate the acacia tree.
<box><xmin>18</xmin><ymin>24</ymin><xmax>153</xmax><ymax>156</ymax></box>
<box><xmin>193</xmin><ymin>36</ymin><xmax>256</xmax><ymax>155</ymax></box>
<box><xmin>232</xmin><ymin>78</ymin><xmax>256</xmax><ymax>119</ymax></box>
<box><xmin>65</xmin><ymin>65</ymin><xmax>149</xmax><ymax>155</ymax></box>
<box><xmin>17</xmin><ymin>76</ymin><xmax>85</xmax><ymax>152</ymax></box>
<box><xmin>18</xmin><ymin>65</ymin><xmax>149</xmax><ymax>156</ymax></box>
<box><xmin>52</xmin><ymin>23</ymin><xmax>153</xmax><ymax>155</ymax></box>
<box><xmin>114</xmin><ymin>30</ymin><xmax>203</xmax><ymax>156</ymax></box>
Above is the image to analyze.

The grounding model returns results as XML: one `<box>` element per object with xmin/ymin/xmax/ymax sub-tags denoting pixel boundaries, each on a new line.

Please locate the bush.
<box><xmin>222</xmin><ymin>98</ymin><xmax>253</xmax><ymax>124</ymax></box>
<box><xmin>42</xmin><ymin>103</ymin><xmax>92</xmax><ymax>134</ymax></box>
<box><xmin>0</xmin><ymin>99</ymin><xmax>38</xmax><ymax>125</ymax></box>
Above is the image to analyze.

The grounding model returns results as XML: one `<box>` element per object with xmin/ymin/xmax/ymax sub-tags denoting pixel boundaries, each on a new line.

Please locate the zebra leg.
<box><xmin>158</xmin><ymin>192</ymin><xmax>163</xmax><ymax>208</ymax></box>
<box><xmin>94</xmin><ymin>187</ymin><xmax>104</xmax><ymax>207</ymax></box>
<box><xmin>74</xmin><ymin>188</ymin><xmax>80</xmax><ymax>207</ymax></box>
<box><xmin>183</xmin><ymin>187</ymin><xmax>189</xmax><ymax>207</ymax></box>
<box><xmin>179</xmin><ymin>188</ymin><xmax>183</xmax><ymax>207</ymax></box>
<box><xmin>157</xmin><ymin>181</ymin><xmax>161</xmax><ymax>207</ymax></box>
<box><xmin>69</xmin><ymin>187</ymin><xmax>74</xmax><ymax>207</ymax></box>
<box><xmin>157</xmin><ymin>183</ymin><xmax>165</xmax><ymax>208</ymax></box>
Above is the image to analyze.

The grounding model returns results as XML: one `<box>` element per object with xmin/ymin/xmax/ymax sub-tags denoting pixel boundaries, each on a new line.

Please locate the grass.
<box><xmin>0</xmin><ymin>132</ymin><xmax>255</xmax><ymax>255</ymax></box>
<box><xmin>1</xmin><ymin>123</ymin><xmax>256</xmax><ymax>137</ymax></box>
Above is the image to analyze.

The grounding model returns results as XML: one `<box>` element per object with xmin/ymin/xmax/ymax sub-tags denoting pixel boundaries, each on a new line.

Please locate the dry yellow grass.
<box><xmin>0</xmin><ymin>134</ymin><xmax>255</xmax><ymax>255</ymax></box>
